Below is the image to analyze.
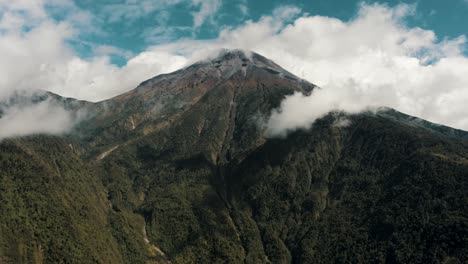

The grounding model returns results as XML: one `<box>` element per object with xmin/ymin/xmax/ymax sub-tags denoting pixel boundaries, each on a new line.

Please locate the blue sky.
<box><xmin>43</xmin><ymin>0</ymin><xmax>468</xmax><ymax>66</ymax></box>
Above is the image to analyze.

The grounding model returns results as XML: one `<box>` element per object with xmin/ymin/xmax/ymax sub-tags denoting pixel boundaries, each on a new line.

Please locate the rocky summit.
<box><xmin>1</xmin><ymin>50</ymin><xmax>467</xmax><ymax>264</ymax></box>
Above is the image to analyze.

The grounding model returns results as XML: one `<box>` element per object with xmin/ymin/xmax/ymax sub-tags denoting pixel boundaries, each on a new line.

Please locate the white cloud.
<box><xmin>272</xmin><ymin>5</ymin><xmax>301</xmax><ymax>21</ymax></box>
<box><xmin>238</xmin><ymin>1</ymin><xmax>248</xmax><ymax>17</ymax></box>
<box><xmin>142</xmin><ymin>25</ymin><xmax>192</xmax><ymax>44</ymax></box>
<box><xmin>0</xmin><ymin>0</ymin><xmax>189</xmax><ymax>102</ymax></box>
<box><xmin>0</xmin><ymin>98</ymin><xmax>74</xmax><ymax>141</ymax></box>
<box><xmin>94</xmin><ymin>45</ymin><xmax>133</xmax><ymax>59</ymax></box>
<box><xmin>253</xmin><ymin>4</ymin><xmax>468</xmax><ymax>134</ymax></box>
<box><xmin>191</xmin><ymin>0</ymin><xmax>222</xmax><ymax>29</ymax></box>
<box><xmin>100</xmin><ymin>0</ymin><xmax>184</xmax><ymax>23</ymax></box>
<box><xmin>0</xmin><ymin>0</ymin><xmax>47</xmax><ymax>20</ymax></box>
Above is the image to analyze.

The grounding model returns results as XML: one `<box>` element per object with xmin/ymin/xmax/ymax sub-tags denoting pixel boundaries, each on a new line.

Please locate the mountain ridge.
<box><xmin>0</xmin><ymin>50</ymin><xmax>467</xmax><ymax>263</ymax></box>
<box><xmin>71</xmin><ymin>50</ymin><xmax>316</xmax><ymax>163</ymax></box>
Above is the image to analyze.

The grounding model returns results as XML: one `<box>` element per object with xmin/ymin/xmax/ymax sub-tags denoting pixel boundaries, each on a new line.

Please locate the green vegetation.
<box><xmin>0</xmin><ymin>136</ymin><xmax>123</xmax><ymax>263</ymax></box>
<box><xmin>1</xmin><ymin>52</ymin><xmax>467</xmax><ymax>263</ymax></box>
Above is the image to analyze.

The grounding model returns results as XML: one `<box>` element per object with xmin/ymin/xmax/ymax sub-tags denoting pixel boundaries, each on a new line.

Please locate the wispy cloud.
<box><xmin>99</xmin><ymin>0</ymin><xmax>184</xmax><ymax>23</ymax></box>
<box><xmin>191</xmin><ymin>0</ymin><xmax>222</xmax><ymax>29</ymax></box>
<box><xmin>142</xmin><ymin>26</ymin><xmax>192</xmax><ymax>44</ymax></box>
<box><xmin>238</xmin><ymin>0</ymin><xmax>248</xmax><ymax>16</ymax></box>
<box><xmin>272</xmin><ymin>5</ymin><xmax>301</xmax><ymax>21</ymax></box>
<box><xmin>94</xmin><ymin>45</ymin><xmax>133</xmax><ymax>59</ymax></box>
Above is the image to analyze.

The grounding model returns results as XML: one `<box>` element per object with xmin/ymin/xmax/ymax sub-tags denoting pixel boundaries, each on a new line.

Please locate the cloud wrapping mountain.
<box><xmin>0</xmin><ymin>98</ymin><xmax>73</xmax><ymax>141</ymax></box>
<box><xmin>132</xmin><ymin>4</ymin><xmax>468</xmax><ymax>131</ymax></box>
<box><xmin>0</xmin><ymin>1</ymin><xmax>468</xmax><ymax>140</ymax></box>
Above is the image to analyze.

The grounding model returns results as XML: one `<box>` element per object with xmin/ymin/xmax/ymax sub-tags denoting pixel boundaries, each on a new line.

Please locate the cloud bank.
<box><xmin>1</xmin><ymin>2</ymin><xmax>468</xmax><ymax>141</ymax></box>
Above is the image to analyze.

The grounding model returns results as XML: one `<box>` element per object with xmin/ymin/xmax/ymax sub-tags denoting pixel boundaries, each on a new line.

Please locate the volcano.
<box><xmin>1</xmin><ymin>50</ymin><xmax>467</xmax><ymax>264</ymax></box>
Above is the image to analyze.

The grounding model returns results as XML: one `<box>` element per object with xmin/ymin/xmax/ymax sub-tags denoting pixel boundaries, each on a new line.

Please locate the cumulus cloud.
<box><xmin>255</xmin><ymin>4</ymin><xmax>468</xmax><ymax>134</ymax></box>
<box><xmin>0</xmin><ymin>0</ymin><xmax>188</xmax><ymax>102</ymax></box>
<box><xmin>266</xmin><ymin>86</ymin><xmax>389</xmax><ymax>136</ymax></box>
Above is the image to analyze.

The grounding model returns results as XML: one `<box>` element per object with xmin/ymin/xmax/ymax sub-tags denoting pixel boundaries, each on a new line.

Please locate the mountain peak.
<box><xmin>211</xmin><ymin>49</ymin><xmax>251</xmax><ymax>60</ymax></box>
<box><xmin>86</xmin><ymin>50</ymin><xmax>316</xmax><ymax>158</ymax></box>
<box><xmin>134</xmin><ymin>49</ymin><xmax>308</xmax><ymax>92</ymax></box>
<box><xmin>204</xmin><ymin>49</ymin><xmax>290</xmax><ymax>75</ymax></box>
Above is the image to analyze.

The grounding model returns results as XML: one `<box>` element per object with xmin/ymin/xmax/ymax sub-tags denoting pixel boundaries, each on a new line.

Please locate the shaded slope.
<box><xmin>88</xmin><ymin>50</ymin><xmax>317</xmax><ymax>263</ymax></box>
<box><xmin>226</xmin><ymin>112</ymin><xmax>468</xmax><ymax>263</ymax></box>
<box><xmin>87</xmin><ymin>51</ymin><xmax>468</xmax><ymax>263</ymax></box>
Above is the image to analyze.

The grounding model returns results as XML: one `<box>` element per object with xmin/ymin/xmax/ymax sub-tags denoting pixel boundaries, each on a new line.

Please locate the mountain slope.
<box><xmin>0</xmin><ymin>136</ymin><xmax>125</xmax><ymax>263</ymax></box>
<box><xmin>0</xmin><ymin>50</ymin><xmax>467</xmax><ymax>263</ymax></box>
